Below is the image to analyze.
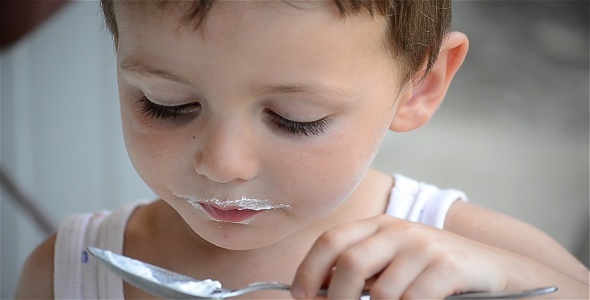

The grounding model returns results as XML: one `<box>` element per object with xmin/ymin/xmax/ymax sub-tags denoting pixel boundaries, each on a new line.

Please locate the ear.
<box><xmin>390</xmin><ymin>32</ymin><xmax>469</xmax><ymax>132</ymax></box>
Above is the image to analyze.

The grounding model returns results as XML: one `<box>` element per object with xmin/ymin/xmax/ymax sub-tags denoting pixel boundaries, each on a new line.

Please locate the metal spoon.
<box><xmin>87</xmin><ymin>247</ymin><xmax>557</xmax><ymax>299</ymax></box>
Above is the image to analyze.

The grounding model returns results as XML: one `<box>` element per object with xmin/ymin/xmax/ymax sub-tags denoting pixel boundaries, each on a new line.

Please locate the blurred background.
<box><xmin>1</xmin><ymin>1</ymin><xmax>588</xmax><ymax>298</ymax></box>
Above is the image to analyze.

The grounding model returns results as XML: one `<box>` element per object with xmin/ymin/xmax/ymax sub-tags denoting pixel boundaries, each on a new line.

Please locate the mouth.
<box><xmin>198</xmin><ymin>203</ymin><xmax>264</xmax><ymax>224</ymax></box>
<box><xmin>174</xmin><ymin>194</ymin><xmax>292</xmax><ymax>224</ymax></box>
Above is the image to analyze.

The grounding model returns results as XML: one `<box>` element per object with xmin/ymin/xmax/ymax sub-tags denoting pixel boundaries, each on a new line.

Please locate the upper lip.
<box><xmin>199</xmin><ymin>202</ymin><xmax>244</xmax><ymax>211</ymax></box>
<box><xmin>174</xmin><ymin>193</ymin><xmax>292</xmax><ymax>211</ymax></box>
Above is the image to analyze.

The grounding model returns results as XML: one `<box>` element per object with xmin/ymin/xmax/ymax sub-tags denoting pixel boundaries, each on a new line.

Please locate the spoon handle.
<box><xmin>445</xmin><ymin>286</ymin><xmax>558</xmax><ymax>299</ymax></box>
<box><xmin>316</xmin><ymin>286</ymin><xmax>557</xmax><ymax>299</ymax></box>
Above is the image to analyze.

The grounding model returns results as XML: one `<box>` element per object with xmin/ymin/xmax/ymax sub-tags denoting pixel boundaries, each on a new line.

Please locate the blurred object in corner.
<box><xmin>0</xmin><ymin>167</ymin><xmax>55</xmax><ymax>235</ymax></box>
<box><xmin>0</xmin><ymin>0</ymin><xmax>70</xmax><ymax>49</ymax></box>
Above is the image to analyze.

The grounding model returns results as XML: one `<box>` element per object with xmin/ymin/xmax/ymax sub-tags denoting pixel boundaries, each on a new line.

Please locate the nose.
<box><xmin>194</xmin><ymin>122</ymin><xmax>259</xmax><ymax>183</ymax></box>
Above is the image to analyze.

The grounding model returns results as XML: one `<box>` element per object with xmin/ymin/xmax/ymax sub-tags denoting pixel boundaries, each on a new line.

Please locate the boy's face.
<box><xmin>116</xmin><ymin>1</ymin><xmax>405</xmax><ymax>249</ymax></box>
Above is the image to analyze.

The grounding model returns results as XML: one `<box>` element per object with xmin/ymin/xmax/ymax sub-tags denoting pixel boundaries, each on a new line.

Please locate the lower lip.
<box><xmin>199</xmin><ymin>204</ymin><xmax>262</xmax><ymax>224</ymax></box>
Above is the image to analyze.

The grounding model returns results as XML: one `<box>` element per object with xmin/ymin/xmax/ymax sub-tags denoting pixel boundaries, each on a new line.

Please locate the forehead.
<box><xmin>115</xmin><ymin>0</ymin><xmax>341</xmax><ymax>28</ymax></box>
<box><xmin>114</xmin><ymin>0</ymin><xmax>389</xmax><ymax>59</ymax></box>
<box><xmin>113</xmin><ymin>0</ymin><xmax>400</xmax><ymax>96</ymax></box>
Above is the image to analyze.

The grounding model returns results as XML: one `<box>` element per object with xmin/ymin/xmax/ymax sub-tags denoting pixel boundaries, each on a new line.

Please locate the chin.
<box><xmin>193</xmin><ymin>220</ymin><xmax>290</xmax><ymax>251</ymax></box>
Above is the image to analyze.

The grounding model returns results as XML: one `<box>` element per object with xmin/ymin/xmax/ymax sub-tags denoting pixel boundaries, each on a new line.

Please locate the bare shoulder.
<box><xmin>15</xmin><ymin>233</ymin><xmax>56</xmax><ymax>299</ymax></box>
<box><xmin>445</xmin><ymin>201</ymin><xmax>588</xmax><ymax>282</ymax></box>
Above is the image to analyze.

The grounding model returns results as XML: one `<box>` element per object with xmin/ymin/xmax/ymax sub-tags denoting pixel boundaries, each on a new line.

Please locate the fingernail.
<box><xmin>291</xmin><ymin>286</ymin><xmax>306</xmax><ymax>299</ymax></box>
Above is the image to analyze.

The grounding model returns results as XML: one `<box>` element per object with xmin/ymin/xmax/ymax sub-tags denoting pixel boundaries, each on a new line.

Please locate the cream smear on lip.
<box><xmin>174</xmin><ymin>193</ymin><xmax>291</xmax><ymax>224</ymax></box>
<box><xmin>175</xmin><ymin>194</ymin><xmax>292</xmax><ymax>211</ymax></box>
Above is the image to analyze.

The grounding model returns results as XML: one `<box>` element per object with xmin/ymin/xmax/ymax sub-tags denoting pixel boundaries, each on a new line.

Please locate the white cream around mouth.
<box><xmin>174</xmin><ymin>194</ymin><xmax>291</xmax><ymax>224</ymax></box>
<box><xmin>175</xmin><ymin>194</ymin><xmax>292</xmax><ymax>211</ymax></box>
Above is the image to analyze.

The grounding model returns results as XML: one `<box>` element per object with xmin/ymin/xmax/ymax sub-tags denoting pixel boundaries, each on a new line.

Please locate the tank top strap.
<box><xmin>386</xmin><ymin>174</ymin><xmax>467</xmax><ymax>229</ymax></box>
<box><xmin>54</xmin><ymin>201</ymin><xmax>145</xmax><ymax>299</ymax></box>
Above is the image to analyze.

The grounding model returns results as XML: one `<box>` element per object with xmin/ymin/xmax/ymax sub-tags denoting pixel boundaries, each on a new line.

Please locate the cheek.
<box><xmin>271</xmin><ymin>123</ymin><xmax>385</xmax><ymax>216</ymax></box>
<box><xmin>121</xmin><ymin>102</ymin><xmax>193</xmax><ymax>195</ymax></box>
<box><xmin>124</xmin><ymin>129</ymin><xmax>171</xmax><ymax>190</ymax></box>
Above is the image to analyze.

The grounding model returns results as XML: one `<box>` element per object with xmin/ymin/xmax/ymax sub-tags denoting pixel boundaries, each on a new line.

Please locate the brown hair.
<box><xmin>99</xmin><ymin>0</ymin><xmax>452</xmax><ymax>83</ymax></box>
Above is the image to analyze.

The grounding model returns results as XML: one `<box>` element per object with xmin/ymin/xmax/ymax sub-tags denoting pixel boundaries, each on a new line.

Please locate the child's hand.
<box><xmin>291</xmin><ymin>215</ymin><xmax>512</xmax><ymax>299</ymax></box>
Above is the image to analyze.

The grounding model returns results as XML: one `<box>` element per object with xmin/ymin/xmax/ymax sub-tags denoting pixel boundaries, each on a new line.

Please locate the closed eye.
<box><xmin>265</xmin><ymin>109</ymin><xmax>331</xmax><ymax>136</ymax></box>
<box><xmin>137</xmin><ymin>95</ymin><xmax>201</xmax><ymax>119</ymax></box>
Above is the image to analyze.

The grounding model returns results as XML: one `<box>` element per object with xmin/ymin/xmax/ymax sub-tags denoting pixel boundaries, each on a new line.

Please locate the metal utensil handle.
<box><xmin>446</xmin><ymin>286</ymin><xmax>558</xmax><ymax>299</ymax></box>
<box><xmin>249</xmin><ymin>285</ymin><xmax>557</xmax><ymax>299</ymax></box>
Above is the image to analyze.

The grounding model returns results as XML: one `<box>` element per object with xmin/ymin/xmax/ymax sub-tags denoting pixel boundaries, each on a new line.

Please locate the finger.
<box><xmin>291</xmin><ymin>220</ymin><xmax>381</xmax><ymax>299</ymax></box>
<box><xmin>326</xmin><ymin>233</ymin><xmax>400</xmax><ymax>299</ymax></box>
<box><xmin>401</xmin><ymin>265</ymin><xmax>468</xmax><ymax>299</ymax></box>
<box><xmin>368</xmin><ymin>247</ymin><xmax>431</xmax><ymax>299</ymax></box>
<box><xmin>402</xmin><ymin>246</ymin><xmax>504</xmax><ymax>299</ymax></box>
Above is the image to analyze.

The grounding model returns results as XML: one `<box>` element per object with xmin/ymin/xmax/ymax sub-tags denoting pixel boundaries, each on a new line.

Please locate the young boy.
<box><xmin>16</xmin><ymin>0</ymin><xmax>589</xmax><ymax>299</ymax></box>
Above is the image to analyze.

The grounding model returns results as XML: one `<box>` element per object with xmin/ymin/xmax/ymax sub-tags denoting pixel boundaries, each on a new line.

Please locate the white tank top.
<box><xmin>54</xmin><ymin>174</ymin><xmax>467</xmax><ymax>299</ymax></box>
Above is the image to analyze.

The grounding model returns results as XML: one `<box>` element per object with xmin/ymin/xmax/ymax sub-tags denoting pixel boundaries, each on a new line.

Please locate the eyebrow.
<box><xmin>119</xmin><ymin>59</ymin><xmax>192</xmax><ymax>85</ymax></box>
<box><xmin>119</xmin><ymin>59</ymin><xmax>357</xmax><ymax>99</ymax></box>
<box><xmin>251</xmin><ymin>83</ymin><xmax>357</xmax><ymax>99</ymax></box>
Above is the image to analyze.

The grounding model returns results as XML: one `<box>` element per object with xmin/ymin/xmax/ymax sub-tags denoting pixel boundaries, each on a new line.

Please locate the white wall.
<box><xmin>1</xmin><ymin>1</ymin><xmax>588</xmax><ymax>299</ymax></box>
<box><xmin>1</xmin><ymin>2</ymin><xmax>154</xmax><ymax>298</ymax></box>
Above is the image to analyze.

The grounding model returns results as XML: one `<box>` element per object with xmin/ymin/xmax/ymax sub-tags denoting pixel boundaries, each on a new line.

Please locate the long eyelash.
<box><xmin>137</xmin><ymin>96</ymin><xmax>197</xmax><ymax>119</ymax></box>
<box><xmin>266</xmin><ymin>112</ymin><xmax>331</xmax><ymax>136</ymax></box>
